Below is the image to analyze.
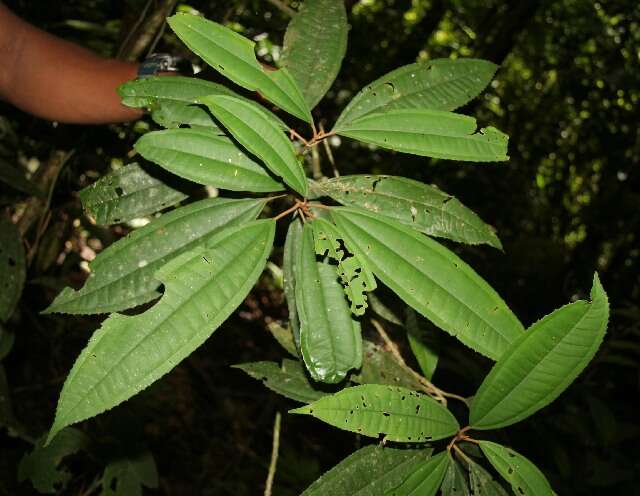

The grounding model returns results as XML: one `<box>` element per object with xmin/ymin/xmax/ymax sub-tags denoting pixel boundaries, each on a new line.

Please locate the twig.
<box><xmin>311</xmin><ymin>143</ymin><xmax>323</xmax><ymax>180</ymax></box>
<box><xmin>273</xmin><ymin>201</ymin><xmax>302</xmax><ymax>221</ymax></box>
<box><xmin>264</xmin><ymin>411</ymin><xmax>282</xmax><ymax>496</ymax></box>
<box><xmin>320</xmin><ymin>122</ymin><xmax>339</xmax><ymax>177</ymax></box>
<box><xmin>118</xmin><ymin>0</ymin><xmax>178</xmax><ymax>61</ymax></box>
<box><xmin>265</xmin><ymin>0</ymin><xmax>296</xmax><ymax>17</ymax></box>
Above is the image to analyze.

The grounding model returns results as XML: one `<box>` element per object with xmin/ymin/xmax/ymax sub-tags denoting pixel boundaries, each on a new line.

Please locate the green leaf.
<box><xmin>0</xmin><ymin>324</ymin><xmax>15</xmax><ymax>361</ymax></box>
<box><xmin>334</xmin><ymin>58</ymin><xmax>497</xmax><ymax>129</ymax></box>
<box><xmin>118</xmin><ymin>76</ymin><xmax>289</xmax><ymax>130</ymax></box>
<box><xmin>441</xmin><ymin>455</ymin><xmax>470</xmax><ymax>496</ymax></box>
<box><xmin>330</xmin><ymin>208</ymin><xmax>524</xmax><ymax>360</ymax></box>
<box><xmin>200</xmin><ymin>95</ymin><xmax>308</xmax><ymax>196</ymax></box>
<box><xmin>233</xmin><ymin>359</ymin><xmax>326</xmax><ymax>403</ymax></box>
<box><xmin>351</xmin><ymin>340</ymin><xmax>425</xmax><ymax>392</ymax></box>
<box><xmin>79</xmin><ymin>163</ymin><xmax>187</xmax><ymax>225</ymax></box>
<box><xmin>283</xmin><ymin>218</ymin><xmax>303</xmax><ymax>351</ymax></box>
<box><xmin>470</xmin><ymin>273</ymin><xmax>609</xmax><ymax>429</ymax></box>
<box><xmin>313</xmin><ymin>175</ymin><xmax>502</xmax><ymax>249</ymax></box>
<box><xmin>100</xmin><ymin>449</ymin><xmax>159</xmax><ymax>496</ymax></box>
<box><xmin>167</xmin><ymin>14</ymin><xmax>311</xmax><ymax>122</ymax></box>
<box><xmin>302</xmin><ymin>445</ymin><xmax>433</xmax><ymax>496</ymax></box>
<box><xmin>368</xmin><ymin>293</ymin><xmax>403</xmax><ymax>326</ymax></box>
<box><xmin>406</xmin><ymin>309</ymin><xmax>440</xmax><ymax>381</ymax></box>
<box><xmin>312</xmin><ymin>217</ymin><xmax>377</xmax><ymax>315</ymax></box>
<box><xmin>281</xmin><ymin>0</ymin><xmax>348</xmax><ymax>109</ymax></box>
<box><xmin>0</xmin><ymin>217</ymin><xmax>26</xmax><ymax>322</ymax></box>
<box><xmin>267</xmin><ymin>322</ymin><xmax>298</xmax><ymax>357</ymax></box>
<box><xmin>45</xmin><ymin>197</ymin><xmax>265</xmax><ymax>314</ymax></box>
<box><xmin>290</xmin><ymin>384</ymin><xmax>459</xmax><ymax>442</ymax></box>
<box><xmin>18</xmin><ymin>428</ymin><xmax>89</xmax><ymax>494</ymax></box>
<box><xmin>336</xmin><ymin>110</ymin><xmax>509</xmax><ymax>162</ymax></box>
<box><xmin>467</xmin><ymin>458</ymin><xmax>509</xmax><ymax>496</ymax></box>
<box><xmin>134</xmin><ymin>128</ymin><xmax>284</xmax><ymax>192</ymax></box>
<box><xmin>387</xmin><ymin>451</ymin><xmax>449</xmax><ymax>496</ymax></box>
<box><xmin>296</xmin><ymin>224</ymin><xmax>362</xmax><ymax>383</ymax></box>
<box><xmin>479</xmin><ymin>441</ymin><xmax>554</xmax><ymax>496</ymax></box>
<box><xmin>47</xmin><ymin>220</ymin><xmax>275</xmax><ymax>442</ymax></box>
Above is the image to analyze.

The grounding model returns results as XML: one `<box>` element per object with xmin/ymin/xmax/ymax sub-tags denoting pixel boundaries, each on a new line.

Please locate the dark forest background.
<box><xmin>1</xmin><ymin>0</ymin><xmax>638</xmax><ymax>494</ymax></box>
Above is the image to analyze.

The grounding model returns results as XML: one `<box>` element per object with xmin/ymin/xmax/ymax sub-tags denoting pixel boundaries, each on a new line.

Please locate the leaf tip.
<box><xmin>288</xmin><ymin>405</ymin><xmax>312</xmax><ymax>415</ymax></box>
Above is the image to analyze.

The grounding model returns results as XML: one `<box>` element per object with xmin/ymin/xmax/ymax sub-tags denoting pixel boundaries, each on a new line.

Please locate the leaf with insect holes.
<box><xmin>134</xmin><ymin>128</ymin><xmax>284</xmax><ymax>192</ymax></box>
<box><xmin>387</xmin><ymin>451</ymin><xmax>449</xmax><ymax>496</ymax></box>
<box><xmin>78</xmin><ymin>163</ymin><xmax>187</xmax><ymax>225</ymax></box>
<box><xmin>167</xmin><ymin>14</ymin><xmax>311</xmax><ymax>122</ymax></box>
<box><xmin>331</xmin><ymin>208</ymin><xmax>524</xmax><ymax>360</ymax></box>
<box><xmin>118</xmin><ymin>76</ymin><xmax>289</xmax><ymax>130</ymax></box>
<box><xmin>336</xmin><ymin>109</ymin><xmax>509</xmax><ymax>162</ymax></box>
<box><xmin>290</xmin><ymin>384</ymin><xmax>459</xmax><ymax>442</ymax></box>
<box><xmin>312</xmin><ymin>175</ymin><xmax>502</xmax><ymax>249</ymax></box>
<box><xmin>479</xmin><ymin>441</ymin><xmax>554</xmax><ymax>496</ymax></box>
<box><xmin>200</xmin><ymin>95</ymin><xmax>308</xmax><ymax>196</ymax></box>
<box><xmin>101</xmin><ymin>449</ymin><xmax>158</xmax><ymax>496</ymax></box>
<box><xmin>441</xmin><ymin>454</ymin><xmax>471</xmax><ymax>496</ymax></box>
<box><xmin>45</xmin><ymin>198</ymin><xmax>265</xmax><ymax>315</ymax></box>
<box><xmin>302</xmin><ymin>445</ymin><xmax>433</xmax><ymax>496</ymax></box>
<box><xmin>334</xmin><ymin>58</ymin><xmax>497</xmax><ymax>129</ymax></box>
<box><xmin>0</xmin><ymin>218</ymin><xmax>25</xmax><ymax>322</ymax></box>
<box><xmin>467</xmin><ymin>457</ymin><xmax>510</xmax><ymax>496</ymax></box>
<box><xmin>470</xmin><ymin>273</ymin><xmax>609</xmax><ymax>430</ymax></box>
<box><xmin>296</xmin><ymin>224</ymin><xmax>362</xmax><ymax>383</ymax></box>
<box><xmin>47</xmin><ymin>220</ymin><xmax>275</xmax><ymax>443</ymax></box>
<box><xmin>234</xmin><ymin>359</ymin><xmax>326</xmax><ymax>403</ymax></box>
<box><xmin>281</xmin><ymin>0</ymin><xmax>348</xmax><ymax>109</ymax></box>
<box><xmin>312</xmin><ymin>218</ymin><xmax>377</xmax><ymax>316</ymax></box>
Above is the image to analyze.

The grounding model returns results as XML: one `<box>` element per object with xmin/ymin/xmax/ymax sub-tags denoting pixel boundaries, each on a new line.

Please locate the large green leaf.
<box><xmin>296</xmin><ymin>224</ymin><xmax>362</xmax><ymax>383</ymax></box>
<box><xmin>406</xmin><ymin>309</ymin><xmax>440</xmax><ymax>381</ymax></box>
<box><xmin>313</xmin><ymin>175</ymin><xmax>502</xmax><ymax>248</ymax></box>
<box><xmin>479</xmin><ymin>441</ymin><xmax>554</xmax><ymax>496</ymax></box>
<box><xmin>467</xmin><ymin>458</ymin><xmax>509</xmax><ymax>495</ymax></box>
<box><xmin>18</xmin><ymin>428</ymin><xmax>89</xmax><ymax>494</ymax></box>
<box><xmin>0</xmin><ymin>217</ymin><xmax>25</xmax><ymax>322</ymax></box>
<box><xmin>283</xmin><ymin>218</ymin><xmax>303</xmax><ymax>351</ymax></box>
<box><xmin>134</xmin><ymin>128</ymin><xmax>284</xmax><ymax>192</ymax></box>
<box><xmin>290</xmin><ymin>384</ymin><xmax>459</xmax><ymax>442</ymax></box>
<box><xmin>201</xmin><ymin>95</ymin><xmax>308</xmax><ymax>196</ymax></box>
<box><xmin>100</xmin><ymin>449</ymin><xmax>159</xmax><ymax>496</ymax></box>
<box><xmin>387</xmin><ymin>451</ymin><xmax>449</xmax><ymax>496</ymax></box>
<box><xmin>351</xmin><ymin>339</ymin><xmax>424</xmax><ymax>392</ymax></box>
<box><xmin>336</xmin><ymin>110</ymin><xmax>509</xmax><ymax>162</ymax></box>
<box><xmin>47</xmin><ymin>220</ymin><xmax>275</xmax><ymax>442</ymax></box>
<box><xmin>233</xmin><ymin>359</ymin><xmax>327</xmax><ymax>403</ymax></box>
<box><xmin>167</xmin><ymin>14</ymin><xmax>311</xmax><ymax>122</ymax></box>
<box><xmin>331</xmin><ymin>208</ymin><xmax>524</xmax><ymax>360</ymax></box>
<box><xmin>312</xmin><ymin>217</ymin><xmax>377</xmax><ymax>315</ymax></box>
<box><xmin>281</xmin><ymin>0</ymin><xmax>348</xmax><ymax>109</ymax></box>
<box><xmin>470</xmin><ymin>273</ymin><xmax>609</xmax><ymax>429</ymax></box>
<box><xmin>118</xmin><ymin>76</ymin><xmax>289</xmax><ymax>130</ymax></box>
<box><xmin>302</xmin><ymin>445</ymin><xmax>433</xmax><ymax>496</ymax></box>
<box><xmin>79</xmin><ymin>163</ymin><xmax>187</xmax><ymax>225</ymax></box>
<box><xmin>45</xmin><ymin>198</ymin><xmax>265</xmax><ymax>315</ymax></box>
<box><xmin>441</xmin><ymin>455</ymin><xmax>470</xmax><ymax>496</ymax></box>
<box><xmin>334</xmin><ymin>58</ymin><xmax>497</xmax><ymax>129</ymax></box>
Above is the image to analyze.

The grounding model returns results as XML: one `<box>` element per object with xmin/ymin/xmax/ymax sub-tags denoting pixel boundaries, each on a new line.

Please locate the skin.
<box><xmin>0</xmin><ymin>2</ymin><xmax>143</xmax><ymax>124</ymax></box>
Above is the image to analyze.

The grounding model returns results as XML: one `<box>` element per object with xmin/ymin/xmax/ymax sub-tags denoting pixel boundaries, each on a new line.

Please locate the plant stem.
<box><xmin>264</xmin><ymin>411</ymin><xmax>282</xmax><ymax>496</ymax></box>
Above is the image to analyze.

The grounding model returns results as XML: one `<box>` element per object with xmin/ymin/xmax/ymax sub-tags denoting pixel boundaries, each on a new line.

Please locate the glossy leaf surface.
<box><xmin>291</xmin><ymin>384</ymin><xmax>459</xmax><ymax>442</ymax></box>
<box><xmin>201</xmin><ymin>95</ymin><xmax>308</xmax><ymax>196</ymax></box>
<box><xmin>331</xmin><ymin>208</ymin><xmax>524</xmax><ymax>360</ymax></box>
<box><xmin>302</xmin><ymin>445</ymin><xmax>432</xmax><ymax>496</ymax></box>
<box><xmin>387</xmin><ymin>451</ymin><xmax>449</xmax><ymax>496</ymax></box>
<box><xmin>234</xmin><ymin>359</ymin><xmax>326</xmax><ymax>403</ymax></box>
<box><xmin>470</xmin><ymin>273</ymin><xmax>609</xmax><ymax>429</ymax></box>
<box><xmin>134</xmin><ymin>128</ymin><xmax>284</xmax><ymax>192</ymax></box>
<box><xmin>334</xmin><ymin>58</ymin><xmax>497</xmax><ymax>129</ymax></box>
<box><xmin>48</xmin><ymin>220</ymin><xmax>275</xmax><ymax>441</ymax></box>
<box><xmin>312</xmin><ymin>217</ymin><xmax>377</xmax><ymax>315</ymax></box>
<box><xmin>79</xmin><ymin>163</ymin><xmax>187</xmax><ymax>225</ymax></box>
<box><xmin>282</xmin><ymin>0</ymin><xmax>348</xmax><ymax>109</ymax></box>
<box><xmin>313</xmin><ymin>175</ymin><xmax>501</xmax><ymax>248</ymax></box>
<box><xmin>283</xmin><ymin>219</ymin><xmax>303</xmax><ymax>350</ymax></box>
<box><xmin>0</xmin><ymin>217</ymin><xmax>25</xmax><ymax>322</ymax></box>
<box><xmin>336</xmin><ymin>110</ymin><xmax>509</xmax><ymax>162</ymax></box>
<box><xmin>479</xmin><ymin>441</ymin><xmax>554</xmax><ymax>496</ymax></box>
<box><xmin>46</xmin><ymin>198</ymin><xmax>265</xmax><ymax>314</ymax></box>
<box><xmin>167</xmin><ymin>14</ymin><xmax>310</xmax><ymax>122</ymax></box>
<box><xmin>296</xmin><ymin>224</ymin><xmax>362</xmax><ymax>383</ymax></box>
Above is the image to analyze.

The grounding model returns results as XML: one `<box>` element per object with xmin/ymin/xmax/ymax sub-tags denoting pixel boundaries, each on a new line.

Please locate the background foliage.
<box><xmin>1</xmin><ymin>0</ymin><xmax>638</xmax><ymax>494</ymax></box>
